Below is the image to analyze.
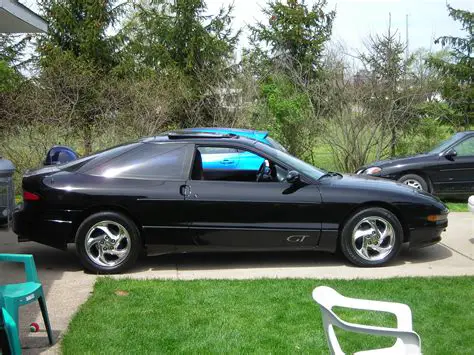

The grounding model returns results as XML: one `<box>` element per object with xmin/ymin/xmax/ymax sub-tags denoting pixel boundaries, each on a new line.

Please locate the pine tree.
<box><xmin>246</xmin><ymin>0</ymin><xmax>335</xmax><ymax>157</ymax></box>
<box><xmin>0</xmin><ymin>34</ymin><xmax>30</xmax><ymax>92</ymax></box>
<box><xmin>122</xmin><ymin>0</ymin><xmax>239</xmax><ymax>126</ymax></box>
<box><xmin>359</xmin><ymin>18</ymin><xmax>413</xmax><ymax>158</ymax></box>
<box><xmin>36</xmin><ymin>0</ymin><xmax>123</xmax><ymax>154</ymax></box>
<box><xmin>248</xmin><ymin>0</ymin><xmax>335</xmax><ymax>82</ymax></box>
<box><xmin>38</xmin><ymin>0</ymin><xmax>122</xmax><ymax>71</ymax></box>
<box><xmin>428</xmin><ymin>5</ymin><xmax>473</xmax><ymax>127</ymax></box>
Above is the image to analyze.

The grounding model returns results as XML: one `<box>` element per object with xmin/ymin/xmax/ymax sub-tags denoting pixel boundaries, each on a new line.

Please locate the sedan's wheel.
<box><xmin>399</xmin><ymin>174</ymin><xmax>428</xmax><ymax>191</ymax></box>
<box><xmin>76</xmin><ymin>212</ymin><xmax>141</xmax><ymax>274</ymax></box>
<box><xmin>340</xmin><ymin>207</ymin><xmax>403</xmax><ymax>267</ymax></box>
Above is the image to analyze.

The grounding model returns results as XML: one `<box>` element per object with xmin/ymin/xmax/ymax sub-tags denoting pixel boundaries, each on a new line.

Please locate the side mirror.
<box><xmin>442</xmin><ymin>148</ymin><xmax>457</xmax><ymax>159</ymax></box>
<box><xmin>286</xmin><ymin>170</ymin><xmax>300</xmax><ymax>184</ymax></box>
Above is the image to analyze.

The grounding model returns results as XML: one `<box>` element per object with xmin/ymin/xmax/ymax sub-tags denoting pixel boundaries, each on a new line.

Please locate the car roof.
<box><xmin>181</xmin><ymin>127</ymin><xmax>269</xmax><ymax>143</ymax></box>
<box><xmin>142</xmin><ymin>131</ymin><xmax>261</xmax><ymax>148</ymax></box>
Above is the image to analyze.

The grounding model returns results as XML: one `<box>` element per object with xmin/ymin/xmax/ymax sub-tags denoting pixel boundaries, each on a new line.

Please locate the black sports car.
<box><xmin>357</xmin><ymin>131</ymin><xmax>474</xmax><ymax>198</ymax></box>
<box><xmin>13</xmin><ymin>131</ymin><xmax>448</xmax><ymax>273</ymax></box>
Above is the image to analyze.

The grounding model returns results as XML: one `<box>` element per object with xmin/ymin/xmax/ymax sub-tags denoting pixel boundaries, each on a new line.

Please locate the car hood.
<box><xmin>325</xmin><ymin>173</ymin><xmax>442</xmax><ymax>202</ymax></box>
<box><xmin>328</xmin><ymin>173</ymin><xmax>412</xmax><ymax>191</ymax></box>
<box><xmin>360</xmin><ymin>153</ymin><xmax>430</xmax><ymax>170</ymax></box>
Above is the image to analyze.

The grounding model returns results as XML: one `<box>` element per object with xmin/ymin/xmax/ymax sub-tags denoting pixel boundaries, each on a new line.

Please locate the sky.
<box><xmin>22</xmin><ymin>0</ymin><xmax>473</xmax><ymax>56</ymax></box>
<box><xmin>204</xmin><ymin>0</ymin><xmax>473</xmax><ymax>56</ymax></box>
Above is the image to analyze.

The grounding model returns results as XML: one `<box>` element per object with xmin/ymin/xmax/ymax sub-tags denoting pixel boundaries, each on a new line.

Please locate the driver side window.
<box><xmin>454</xmin><ymin>137</ymin><xmax>474</xmax><ymax>157</ymax></box>
<box><xmin>193</xmin><ymin>146</ymin><xmax>287</xmax><ymax>182</ymax></box>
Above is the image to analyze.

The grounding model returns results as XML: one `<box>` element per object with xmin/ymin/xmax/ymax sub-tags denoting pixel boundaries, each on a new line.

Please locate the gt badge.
<box><xmin>287</xmin><ymin>235</ymin><xmax>310</xmax><ymax>243</ymax></box>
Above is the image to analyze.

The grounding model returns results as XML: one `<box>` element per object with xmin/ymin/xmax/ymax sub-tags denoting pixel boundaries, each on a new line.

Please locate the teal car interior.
<box><xmin>184</xmin><ymin>128</ymin><xmax>286</xmax><ymax>171</ymax></box>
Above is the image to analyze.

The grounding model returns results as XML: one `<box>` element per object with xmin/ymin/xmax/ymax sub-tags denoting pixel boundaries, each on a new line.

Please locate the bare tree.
<box><xmin>316</xmin><ymin>39</ymin><xmax>434</xmax><ymax>172</ymax></box>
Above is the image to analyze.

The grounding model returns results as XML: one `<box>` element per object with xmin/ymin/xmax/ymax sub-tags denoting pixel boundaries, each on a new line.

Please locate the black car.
<box><xmin>357</xmin><ymin>131</ymin><xmax>474</xmax><ymax>198</ymax></box>
<box><xmin>13</xmin><ymin>131</ymin><xmax>448</xmax><ymax>273</ymax></box>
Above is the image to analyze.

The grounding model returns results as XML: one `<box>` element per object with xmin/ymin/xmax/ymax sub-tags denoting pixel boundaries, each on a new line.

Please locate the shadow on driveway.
<box><xmin>131</xmin><ymin>243</ymin><xmax>453</xmax><ymax>274</ymax></box>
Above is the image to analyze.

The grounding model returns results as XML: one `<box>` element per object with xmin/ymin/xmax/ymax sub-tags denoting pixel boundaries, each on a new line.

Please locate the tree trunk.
<box><xmin>376</xmin><ymin>124</ymin><xmax>384</xmax><ymax>161</ymax></box>
<box><xmin>83</xmin><ymin>123</ymin><xmax>93</xmax><ymax>155</ymax></box>
<box><xmin>390</xmin><ymin>126</ymin><xmax>396</xmax><ymax>157</ymax></box>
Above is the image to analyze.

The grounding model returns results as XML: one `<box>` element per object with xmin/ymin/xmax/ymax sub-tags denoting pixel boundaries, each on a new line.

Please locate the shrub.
<box><xmin>396</xmin><ymin>118</ymin><xmax>454</xmax><ymax>157</ymax></box>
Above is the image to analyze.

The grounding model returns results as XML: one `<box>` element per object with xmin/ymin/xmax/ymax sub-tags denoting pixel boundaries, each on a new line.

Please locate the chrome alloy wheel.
<box><xmin>84</xmin><ymin>220</ymin><xmax>131</xmax><ymax>267</ymax></box>
<box><xmin>403</xmin><ymin>179</ymin><xmax>422</xmax><ymax>190</ymax></box>
<box><xmin>352</xmin><ymin>216</ymin><xmax>396</xmax><ymax>261</ymax></box>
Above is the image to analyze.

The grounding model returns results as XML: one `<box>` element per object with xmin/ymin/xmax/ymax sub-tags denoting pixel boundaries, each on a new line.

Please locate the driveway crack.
<box><xmin>440</xmin><ymin>242</ymin><xmax>474</xmax><ymax>261</ymax></box>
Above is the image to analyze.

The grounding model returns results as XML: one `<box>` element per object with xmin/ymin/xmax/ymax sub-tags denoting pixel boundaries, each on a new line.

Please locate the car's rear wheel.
<box><xmin>399</xmin><ymin>174</ymin><xmax>428</xmax><ymax>191</ymax></box>
<box><xmin>75</xmin><ymin>211</ymin><xmax>141</xmax><ymax>274</ymax></box>
<box><xmin>340</xmin><ymin>207</ymin><xmax>403</xmax><ymax>267</ymax></box>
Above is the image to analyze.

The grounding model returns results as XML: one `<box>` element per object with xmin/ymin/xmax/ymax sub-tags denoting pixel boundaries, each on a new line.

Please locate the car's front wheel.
<box><xmin>399</xmin><ymin>174</ymin><xmax>428</xmax><ymax>191</ymax></box>
<box><xmin>75</xmin><ymin>211</ymin><xmax>141</xmax><ymax>274</ymax></box>
<box><xmin>340</xmin><ymin>207</ymin><xmax>403</xmax><ymax>267</ymax></box>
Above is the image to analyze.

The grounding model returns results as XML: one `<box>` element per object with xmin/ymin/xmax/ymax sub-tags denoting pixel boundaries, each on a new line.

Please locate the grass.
<box><xmin>444</xmin><ymin>201</ymin><xmax>469</xmax><ymax>212</ymax></box>
<box><xmin>61</xmin><ymin>277</ymin><xmax>474</xmax><ymax>354</ymax></box>
<box><xmin>311</xmin><ymin>143</ymin><xmax>336</xmax><ymax>171</ymax></box>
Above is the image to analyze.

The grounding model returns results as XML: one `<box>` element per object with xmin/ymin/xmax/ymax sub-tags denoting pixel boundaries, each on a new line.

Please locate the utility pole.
<box><xmin>405</xmin><ymin>14</ymin><xmax>409</xmax><ymax>62</ymax></box>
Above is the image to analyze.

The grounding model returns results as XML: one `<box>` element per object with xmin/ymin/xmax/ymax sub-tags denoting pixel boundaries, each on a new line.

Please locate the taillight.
<box><xmin>23</xmin><ymin>191</ymin><xmax>40</xmax><ymax>201</ymax></box>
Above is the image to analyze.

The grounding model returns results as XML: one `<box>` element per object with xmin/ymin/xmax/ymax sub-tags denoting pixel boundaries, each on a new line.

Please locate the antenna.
<box><xmin>388</xmin><ymin>12</ymin><xmax>391</xmax><ymax>37</ymax></box>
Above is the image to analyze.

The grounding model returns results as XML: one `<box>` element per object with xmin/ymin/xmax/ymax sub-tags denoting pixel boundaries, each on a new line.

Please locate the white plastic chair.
<box><xmin>468</xmin><ymin>195</ymin><xmax>474</xmax><ymax>213</ymax></box>
<box><xmin>312</xmin><ymin>286</ymin><xmax>421</xmax><ymax>355</ymax></box>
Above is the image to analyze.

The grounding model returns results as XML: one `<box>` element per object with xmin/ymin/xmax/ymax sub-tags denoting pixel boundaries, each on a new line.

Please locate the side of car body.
<box><xmin>13</xmin><ymin>134</ymin><xmax>448</xmax><ymax>272</ymax></box>
<box><xmin>358</xmin><ymin>131</ymin><xmax>474</xmax><ymax>198</ymax></box>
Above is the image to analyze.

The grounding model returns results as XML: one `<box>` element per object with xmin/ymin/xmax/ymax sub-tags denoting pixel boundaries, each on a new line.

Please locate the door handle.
<box><xmin>221</xmin><ymin>159</ymin><xmax>234</xmax><ymax>164</ymax></box>
<box><xmin>179</xmin><ymin>185</ymin><xmax>191</xmax><ymax>196</ymax></box>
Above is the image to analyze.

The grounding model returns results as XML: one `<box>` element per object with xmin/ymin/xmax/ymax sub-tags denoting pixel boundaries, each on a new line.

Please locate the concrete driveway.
<box><xmin>1</xmin><ymin>212</ymin><xmax>473</xmax><ymax>354</ymax></box>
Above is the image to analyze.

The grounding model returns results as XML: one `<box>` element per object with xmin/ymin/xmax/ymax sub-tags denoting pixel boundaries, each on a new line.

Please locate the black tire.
<box><xmin>340</xmin><ymin>207</ymin><xmax>403</xmax><ymax>267</ymax></box>
<box><xmin>75</xmin><ymin>211</ymin><xmax>141</xmax><ymax>274</ymax></box>
<box><xmin>398</xmin><ymin>174</ymin><xmax>428</xmax><ymax>191</ymax></box>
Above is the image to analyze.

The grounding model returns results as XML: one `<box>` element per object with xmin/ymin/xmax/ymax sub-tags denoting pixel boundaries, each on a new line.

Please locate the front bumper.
<box><xmin>408</xmin><ymin>221</ymin><xmax>447</xmax><ymax>249</ymax></box>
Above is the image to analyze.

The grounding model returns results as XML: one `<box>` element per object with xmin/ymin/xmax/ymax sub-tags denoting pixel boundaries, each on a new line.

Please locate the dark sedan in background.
<box><xmin>13</xmin><ymin>131</ymin><xmax>448</xmax><ymax>273</ymax></box>
<box><xmin>357</xmin><ymin>131</ymin><xmax>474</xmax><ymax>198</ymax></box>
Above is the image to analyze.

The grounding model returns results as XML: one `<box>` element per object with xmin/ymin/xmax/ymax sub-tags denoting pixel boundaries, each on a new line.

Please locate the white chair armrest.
<box><xmin>336</xmin><ymin>296</ymin><xmax>414</xmax><ymax>331</ymax></box>
<box><xmin>322</xmin><ymin>308</ymin><xmax>421</xmax><ymax>353</ymax></box>
<box><xmin>340</xmin><ymin>318</ymin><xmax>419</xmax><ymax>343</ymax></box>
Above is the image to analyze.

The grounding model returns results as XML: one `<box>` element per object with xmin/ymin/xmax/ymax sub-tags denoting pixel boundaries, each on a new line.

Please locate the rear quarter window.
<box><xmin>62</xmin><ymin>143</ymin><xmax>141</xmax><ymax>172</ymax></box>
<box><xmin>87</xmin><ymin>143</ymin><xmax>191</xmax><ymax>180</ymax></box>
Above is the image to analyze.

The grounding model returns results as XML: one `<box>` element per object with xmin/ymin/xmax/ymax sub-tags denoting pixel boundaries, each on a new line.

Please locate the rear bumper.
<box><xmin>408</xmin><ymin>222</ymin><xmax>447</xmax><ymax>249</ymax></box>
<box><xmin>13</xmin><ymin>205</ymin><xmax>81</xmax><ymax>249</ymax></box>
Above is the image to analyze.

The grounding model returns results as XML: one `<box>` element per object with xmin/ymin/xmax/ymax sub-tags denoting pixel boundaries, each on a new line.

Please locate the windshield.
<box><xmin>429</xmin><ymin>133</ymin><xmax>464</xmax><ymax>154</ymax></box>
<box><xmin>266</xmin><ymin>136</ymin><xmax>287</xmax><ymax>152</ymax></box>
<box><xmin>272</xmin><ymin>149</ymin><xmax>326</xmax><ymax>180</ymax></box>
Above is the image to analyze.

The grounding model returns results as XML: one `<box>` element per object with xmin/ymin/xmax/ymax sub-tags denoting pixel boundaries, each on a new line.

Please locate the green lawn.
<box><xmin>62</xmin><ymin>277</ymin><xmax>473</xmax><ymax>354</ymax></box>
<box><xmin>444</xmin><ymin>201</ymin><xmax>469</xmax><ymax>212</ymax></box>
<box><xmin>312</xmin><ymin>144</ymin><xmax>337</xmax><ymax>171</ymax></box>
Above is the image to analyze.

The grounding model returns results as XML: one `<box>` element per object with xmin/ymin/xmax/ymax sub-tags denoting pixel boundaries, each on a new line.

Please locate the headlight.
<box><xmin>365</xmin><ymin>167</ymin><xmax>382</xmax><ymax>175</ymax></box>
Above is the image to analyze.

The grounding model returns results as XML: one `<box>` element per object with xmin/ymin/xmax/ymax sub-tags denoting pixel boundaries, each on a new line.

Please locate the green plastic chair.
<box><xmin>0</xmin><ymin>254</ymin><xmax>54</xmax><ymax>354</ymax></box>
<box><xmin>1</xmin><ymin>306</ymin><xmax>21</xmax><ymax>355</ymax></box>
